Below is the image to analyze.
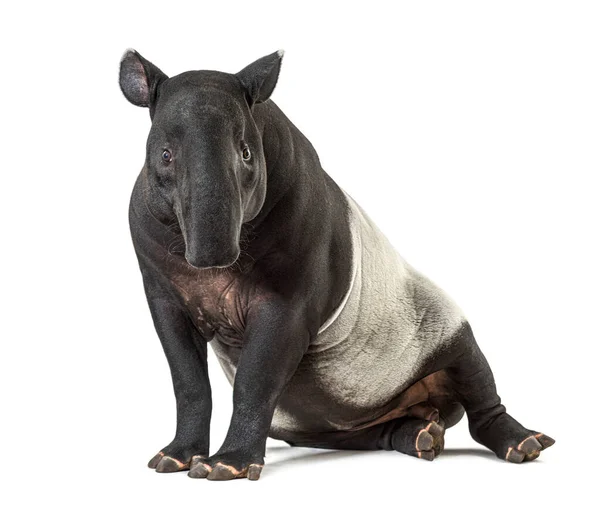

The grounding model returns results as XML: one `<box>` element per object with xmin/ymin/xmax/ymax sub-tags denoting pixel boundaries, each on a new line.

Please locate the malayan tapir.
<box><xmin>119</xmin><ymin>49</ymin><xmax>554</xmax><ymax>481</ymax></box>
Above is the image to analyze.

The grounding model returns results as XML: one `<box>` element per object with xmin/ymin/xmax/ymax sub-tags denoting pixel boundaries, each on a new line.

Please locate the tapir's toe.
<box><xmin>246</xmin><ymin>464</ymin><xmax>263</xmax><ymax>481</ymax></box>
<box><xmin>417</xmin><ymin>421</ymin><xmax>445</xmax><ymax>458</ymax></box>
<box><xmin>188</xmin><ymin>456</ymin><xmax>264</xmax><ymax>481</ymax></box>
<box><xmin>505</xmin><ymin>433</ymin><xmax>555</xmax><ymax>463</ymax></box>
<box><xmin>155</xmin><ymin>456</ymin><xmax>188</xmax><ymax>473</ymax></box>
<box><xmin>207</xmin><ymin>463</ymin><xmax>240</xmax><ymax>481</ymax></box>
<box><xmin>147</xmin><ymin>443</ymin><xmax>211</xmax><ymax>473</ymax></box>
<box><xmin>148</xmin><ymin>451</ymin><xmax>190</xmax><ymax>472</ymax></box>
<box><xmin>148</xmin><ymin>452</ymin><xmax>164</xmax><ymax>469</ymax></box>
<box><xmin>188</xmin><ymin>456</ymin><xmax>212</xmax><ymax>479</ymax></box>
<box><xmin>416</xmin><ymin>429</ymin><xmax>434</xmax><ymax>451</ymax></box>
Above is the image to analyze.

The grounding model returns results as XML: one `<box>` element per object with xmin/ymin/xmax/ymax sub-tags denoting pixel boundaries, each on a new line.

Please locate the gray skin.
<box><xmin>119</xmin><ymin>50</ymin><xmax>554</xmax><ymax>481</ymax></box>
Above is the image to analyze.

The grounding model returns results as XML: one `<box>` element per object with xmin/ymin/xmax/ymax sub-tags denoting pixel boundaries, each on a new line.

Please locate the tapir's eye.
<box><xmin>242</xmin><ymin>146</ymin><xmax>251</xmax><ymax>161</ymax></box>
<box><xmin>161</xmin><ymin>149</ymin><xmax>172</xmax><ymax>164</ymax></box>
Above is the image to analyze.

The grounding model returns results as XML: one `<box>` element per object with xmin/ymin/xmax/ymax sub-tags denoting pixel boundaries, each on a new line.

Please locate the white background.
<box><xmin>1</xmin><ymin>1</ymin><xmax>598</xmax><ymax>504</ymax></box>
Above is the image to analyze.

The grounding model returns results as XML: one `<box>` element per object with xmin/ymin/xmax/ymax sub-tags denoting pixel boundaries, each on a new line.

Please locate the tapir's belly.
<box><xmin>210</xmin><ymin>193</ymin><xmax>465</xmax><ymax>437</ymax></box>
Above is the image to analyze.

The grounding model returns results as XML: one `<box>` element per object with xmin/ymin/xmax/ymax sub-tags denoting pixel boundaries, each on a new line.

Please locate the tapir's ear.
<box><xmin>119</xmin><ymin>49</ymin><xmax>168</xmax><ymax>108</ymax></box>
<box><xmin>236</xmin><ymin>50</ymin><xmax>284</xmax><ymax>105</ymax></box>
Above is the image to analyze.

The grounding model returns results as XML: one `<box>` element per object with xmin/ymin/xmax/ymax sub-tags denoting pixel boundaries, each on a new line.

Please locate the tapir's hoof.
<box><xmin>505</xmin><ymin>433</ymin><xmax>555</xmax><ymax>463</ymax></box>
<box><xmin>414</xmin><ymin>420</ymin><xmax>445</xmax><ymax>461</ymax></box>
<box><xmin>187</xmin><ymin>456</ymin><xmax>212</xmax><ymax>478</ymax></box>
<box><xmin>206</xmin><ymin>463</ymin><xmax>264</xmax><ymax>481</ymax></box>
<box><xmin>207</xmin><ymin>463</ymin><xmax>240</xmax><ymax>481</ymax></box>
<box><xmin>188</xmin><ymin>456</ymin><xmax>264</xmax><ymax>481</ymax></box>
<box><xmin>148</xmin><ymin>452</ymin><xmax>164</xmax><ymax>468</ymax></box>
<box><xmin>388</xmin><ymin>418</ymin><xmax>446</xmax><ymax>461</ymax></box>
<box><xmin>148</xmin><ymin>452</ymin><xmax>189</xmax><ymax>472</ymax></box>
<box><xmin>247</xmin><ymin>464</ymin><xmax>263</xmax><ymax>481</ymax></box>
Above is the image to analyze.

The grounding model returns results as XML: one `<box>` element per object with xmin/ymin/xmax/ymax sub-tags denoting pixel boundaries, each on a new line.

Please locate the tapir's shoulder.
<box><xmin>310</xmin><ymin>191</ymin><xmax>465</xmax><ymax>353</ymax></box>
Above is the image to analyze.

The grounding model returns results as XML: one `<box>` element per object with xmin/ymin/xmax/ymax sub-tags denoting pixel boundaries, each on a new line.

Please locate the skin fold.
<box><xmin>120</xmin><ymin>50</ymin><xmax>554</xmax><ymax>481</ymax></box>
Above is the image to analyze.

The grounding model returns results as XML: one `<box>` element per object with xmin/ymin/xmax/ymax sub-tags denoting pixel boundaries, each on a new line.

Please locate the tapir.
<box><xmin>119</xmin><ymin>49</ymin><xmax>554</xmax><ymax>481</ymax></box>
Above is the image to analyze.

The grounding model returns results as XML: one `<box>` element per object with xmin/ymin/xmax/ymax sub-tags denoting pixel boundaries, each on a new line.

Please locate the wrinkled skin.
<box><xmin>120</xmin><ymin>50</ymin><xmax>554</xmax><ymax>480</ymax></box>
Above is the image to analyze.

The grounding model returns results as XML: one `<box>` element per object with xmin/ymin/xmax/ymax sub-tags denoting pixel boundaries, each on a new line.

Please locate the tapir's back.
<box><xmin>266</xmin><ymin>192</ymin><xmax>466</xmax><ymax>437</ymax></box>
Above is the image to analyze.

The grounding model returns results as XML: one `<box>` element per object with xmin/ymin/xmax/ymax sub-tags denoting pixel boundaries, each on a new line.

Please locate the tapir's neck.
<box><xmin>234</xmin><ymin>99</ymin><xmax>353</xmax><ymax>319</ymax></box>
<box><xmin>248</xmin><ymin>100</ymin><xmax>338</xmax><ymax>231</ymax></box>
<box><xmin>248</xmin><ymin>101</ymin><xmax>296</xmax><ymax>223</ymax></box>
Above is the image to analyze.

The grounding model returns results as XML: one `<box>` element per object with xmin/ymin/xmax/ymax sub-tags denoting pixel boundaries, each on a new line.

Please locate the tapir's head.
<box><xmin>119</xmin><ymin>50</ymin><xmax>283</xmax><ymax>269</ymax></box>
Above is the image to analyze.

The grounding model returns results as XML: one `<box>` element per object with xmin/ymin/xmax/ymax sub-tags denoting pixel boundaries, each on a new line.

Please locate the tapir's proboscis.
<box><xmin>119</xmin><ymin>50</ymin><xmax>554</xmax><ymax>481</ymax></box>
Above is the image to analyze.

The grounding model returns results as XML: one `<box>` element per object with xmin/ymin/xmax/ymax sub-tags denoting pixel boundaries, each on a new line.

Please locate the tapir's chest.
<box><xmin>166</xmin><ymin>260</ymin><xmax>249</xmax><ymax>346</ymax></box>
<box><xmin>159</xmin><ymin>261</ymin><xmax>254</xmax><ymax>385</ymax></box>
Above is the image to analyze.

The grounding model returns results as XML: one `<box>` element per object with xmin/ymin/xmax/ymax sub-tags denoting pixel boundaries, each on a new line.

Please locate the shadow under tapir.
<box><xmin>119</xmin><ymin>50</ymin><xmax>554</xmax><ymax>481</ymax></box>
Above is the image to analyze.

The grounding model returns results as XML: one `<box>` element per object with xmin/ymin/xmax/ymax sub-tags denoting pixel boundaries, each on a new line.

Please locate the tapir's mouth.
<box><xmin>184</xmin><ymin>245</ymin><xmax>240</xmax><ymax>270</ymax></box>
<box><xmin>177</xmin><ymin>212</ymin><xmax>241</xmax><ymax>270</ymax></box>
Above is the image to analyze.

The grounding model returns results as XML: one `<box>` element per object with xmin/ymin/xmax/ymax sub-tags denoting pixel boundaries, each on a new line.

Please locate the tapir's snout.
<box><xmin>173</xmin><ymin>148</ymin><xmax>245</xmax><ymax>270</ymax></box>
<box><xmin>184</xmin><ymin>243</ymin><xmax>240</xmax><ymax>270</ymax></box>
<box><xmin>178</xmin><ymin>183</ymin><xmax>243</xmax><ymax>270</ymax></box>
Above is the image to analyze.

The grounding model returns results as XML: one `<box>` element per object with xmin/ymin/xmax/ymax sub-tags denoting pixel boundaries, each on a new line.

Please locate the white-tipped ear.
<box><xmin>119</xmin><ymin>49</ymin><xmax>168</xmax><ymax>108</ymax></box>
<box><xmin>236</xmin><ymin>50</ymin><xmax>284</xmax><ymax>105</ymax></box>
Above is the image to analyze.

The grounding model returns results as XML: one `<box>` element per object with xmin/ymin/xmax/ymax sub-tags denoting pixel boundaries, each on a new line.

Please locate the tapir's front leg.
<box><xmin>188</xmin><ymin>299</ymin><xmax>309</xmax><ymax>481</ymax></box>
<box><xmin>145</xmin><ymin>295</ymin><xmax>212</xmax><ymax>473</ymax></box>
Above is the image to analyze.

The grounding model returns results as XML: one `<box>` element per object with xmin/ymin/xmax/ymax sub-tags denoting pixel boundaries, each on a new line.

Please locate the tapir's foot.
<box><xmin>148</xmin><ymin>442</ymin><xmax>207</xmax><ymax>473</ymax></box>
<box><xmin>384</xmin><ymin>417</ymin><xmax>446</xmax><ymax>461</ymax></box>
<box><xmin>148</xmin><ymin>452</ymin><xmax>189</xmax><ymax>472</ymax></box>
<box><xmin>471</xmin><ymin>412</ymin><xmax>555</xmax><ymax>463</ymax></box>
<box><xmin>188</xmin><ymin>452</ymin><xmax>264</xmax><ymax>481</ymax></box>
<box><xmin>505</xmin><ymin>433</ymin><xmax>555</xmax><ymax>463</ymax></box>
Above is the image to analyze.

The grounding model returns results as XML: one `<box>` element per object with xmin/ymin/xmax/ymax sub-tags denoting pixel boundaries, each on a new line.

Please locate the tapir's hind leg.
<box><xmin>284</xmin><ymin>415</ymin><xmax>446</xmax><ymax>460</ymax></box>
<box><xmin>282</xmin><ymin>323</ymin><xmax>553</xmax><ymax>462</ymax></box>
<box><xmin>446</xmin><ymin>322</ymin><xmax>555</xmax><ymax>462</ymax></box>
<box><xmin>283</xmin><ymin>401</ymin><xmax>457</xmax><ymax>460</ymax></box>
